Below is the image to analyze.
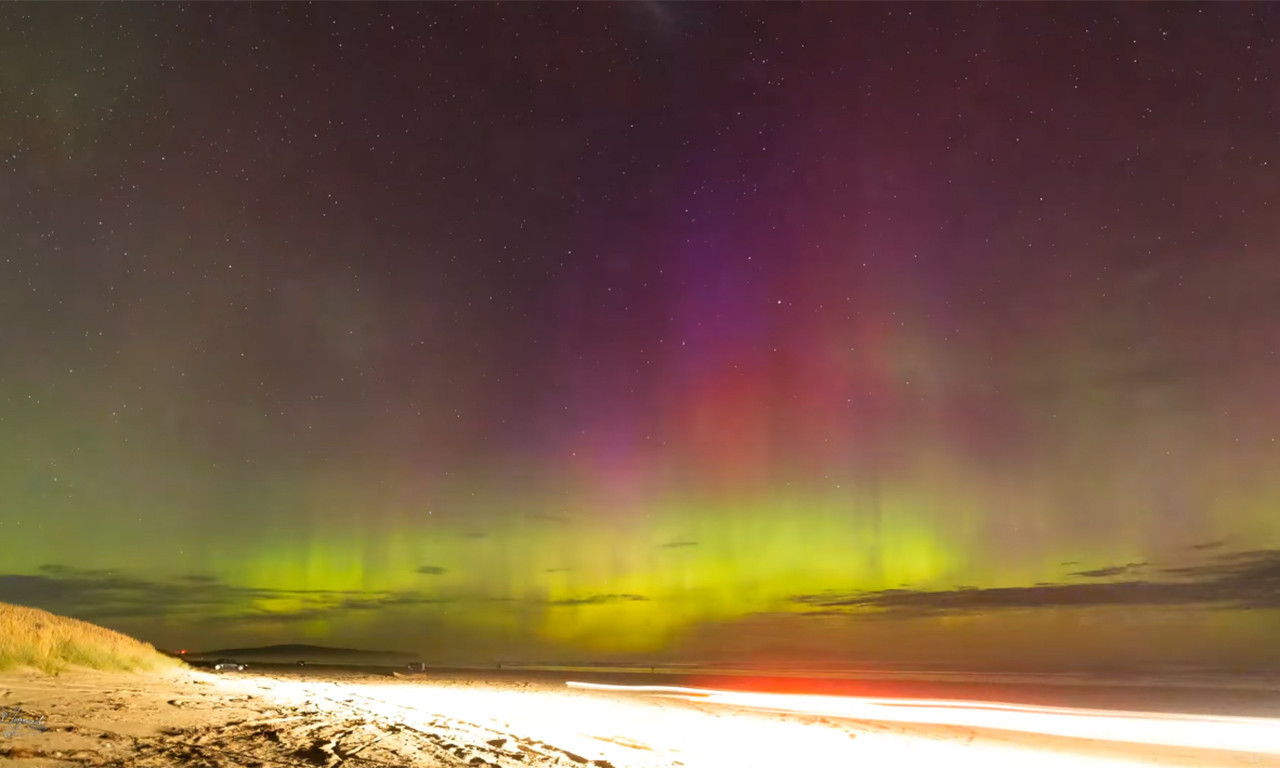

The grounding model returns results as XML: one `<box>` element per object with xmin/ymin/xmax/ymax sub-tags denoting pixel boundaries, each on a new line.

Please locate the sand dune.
<box><xmin>0</xmin><ymin>603</ymin><xmax>177</xmax><ymax>675</ymax></box>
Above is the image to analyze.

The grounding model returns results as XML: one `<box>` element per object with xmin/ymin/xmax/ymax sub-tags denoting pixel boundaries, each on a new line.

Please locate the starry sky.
<box><xmin>2</xmin><ymin>3</ymin><xmax>1279</xmax><ymax>671</ymax></box>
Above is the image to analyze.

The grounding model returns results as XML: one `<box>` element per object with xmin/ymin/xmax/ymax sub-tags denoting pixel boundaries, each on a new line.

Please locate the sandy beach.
<box><xmin>3</xmin><ymin>665</ymin><xmax>1280</xmax><ymax>768</ymax></box>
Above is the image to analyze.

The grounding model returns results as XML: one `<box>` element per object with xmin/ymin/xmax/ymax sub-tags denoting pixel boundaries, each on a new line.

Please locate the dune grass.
<box><xmin>0</xmin><ymin>602</ymin><xmax>180</xmax><ymax>675</ymax></box>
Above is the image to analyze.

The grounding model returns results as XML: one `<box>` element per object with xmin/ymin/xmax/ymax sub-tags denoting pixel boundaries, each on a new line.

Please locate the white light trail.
<box><xmin>251</xmin><ymin>675</ymin><xmax>1280</xmax><ymax>768</ymax></box>
<box><xmin>568</xmin><ymin>681</ymin><xmax>1280</xmax><ymax>756</ymax></box>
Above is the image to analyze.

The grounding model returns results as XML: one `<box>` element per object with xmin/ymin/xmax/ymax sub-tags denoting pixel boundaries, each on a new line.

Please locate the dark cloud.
<box><xmin>1069</xmin><ymin>566</ymin><xmax>1131</xmax><ymax>578</ymax></box>
<box><xmin>39</xmin><ymin>564</ymin><xmax>115</xmax><ymax>577</ymax></box>
<box><xmin>463</xmin><ymin>532</ymin><xmax>488</xmax><ymax>540</ymax></box>
<box><xmin>1064</xmin><ymin>562</ymin><xmax>1151</xmax><ymax>578</ymax></box>
<box><xmin>794</xmin><ymin>549</ymin><xmax>1280</xmax><ymax>617</ymax></box>
<box><xmin>1</xmin><ymin>566</ymin><xmax>459</xmax><ymax>626</ymax></box>
<box><xmin>659</xmin><ymin>540</ymin><xmax>698</xmax><ymax>549</ymax></box>
<box><xmin>380</xmin><ymin>594</ymin><xmax>462</xmax><ymax>607</ymax></box>
<box><xmin>181</xmin><ymin>574</ymin><xmax>221</xmax><ymax>583</ymax></box>
<box><xmin>549</xmin><ymin>593</ymin><xmax>648</xmax><ymax>606</ymax></box>
<box><xmin>1213</xmin><ymin>549</ymin><xmax>1274</xmax><ymax>562</ymax></box>
<box><xmin>545</xmin><ymin>568</ymin><xmax>572</xmax><ymax>574</ymax></box>
<box><xmin>415</xmin><ymin>565</ymin><xmax>447</xmax><ymax>576</ymax></box>
<box><xmin>1</xmin><ymin>566</ymin><xmax>599</xmax><ymax>629</ymax></box>
<box><xmin>1190</xmin><ymin>539</ymin><xmax>1229</xmax><ymax>551</ymax></box>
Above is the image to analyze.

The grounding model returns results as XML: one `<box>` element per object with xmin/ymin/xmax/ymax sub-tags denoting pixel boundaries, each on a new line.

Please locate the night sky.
<box><xmin>3</xmin><ymin>3</ymin><xmax>1279</xmax><ymax>671</ymax></box>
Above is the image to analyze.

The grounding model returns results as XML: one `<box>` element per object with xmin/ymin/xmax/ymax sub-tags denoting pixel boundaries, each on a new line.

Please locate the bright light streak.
<box><xmin>245</xmin><ymin>675</ymin><xmax>1279</xmax><ymax>768</ymax></box>
<box><xmin>568</xmin><ymin>681</ymin><xmax>1280</xmax><ymax>756</ymax></box>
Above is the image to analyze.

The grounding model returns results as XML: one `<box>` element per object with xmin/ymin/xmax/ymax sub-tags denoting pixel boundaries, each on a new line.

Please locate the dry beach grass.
<box><xmin>0</xmin><ymin>602</ymin><xmax>178</xmax><ymax>675</ymax></box>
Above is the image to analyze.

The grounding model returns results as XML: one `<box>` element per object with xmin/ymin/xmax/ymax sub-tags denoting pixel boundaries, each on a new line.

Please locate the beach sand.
<box><xmin>3</xmin><ymin>666</ymin><xmax>1278</xmax><ymax>768</ymax></box>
